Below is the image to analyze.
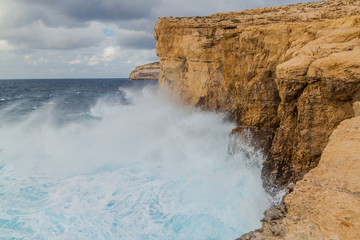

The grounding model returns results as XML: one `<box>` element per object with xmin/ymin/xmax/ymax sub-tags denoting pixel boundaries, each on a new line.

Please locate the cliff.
<box><xmin>154</xmin><ymin>0</ymin><xmax>360</xmax><ymax>188</ymax></box>
<box><xmin>129</xmin><ymin>61</ymin><xmax>160</xmax><ymax>80</ymax></box>
<box><xmin>239</xmin><ymin>112</ymin><xmax>360</xmax><ymax>240</ymax></box>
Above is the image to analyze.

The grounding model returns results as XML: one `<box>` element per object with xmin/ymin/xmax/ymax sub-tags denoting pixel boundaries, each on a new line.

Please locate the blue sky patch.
<box><xmin>102</xmin><ymin>28</ymin><xmax>115</xmax><ymax>37</ymax></box>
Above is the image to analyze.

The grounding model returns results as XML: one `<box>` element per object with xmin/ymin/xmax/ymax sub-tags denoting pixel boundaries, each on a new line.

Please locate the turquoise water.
<box><xmin>0</xmin><ymin>79</ymin><xmax>270</xmax><ymax>239</ymax></box>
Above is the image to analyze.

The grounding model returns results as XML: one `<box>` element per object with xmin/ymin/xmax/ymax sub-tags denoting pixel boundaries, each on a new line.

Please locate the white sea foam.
<box><xmin>0</xmin><ymin>86</ymin><xmax>271</xmax><ymax>239</ymax></box>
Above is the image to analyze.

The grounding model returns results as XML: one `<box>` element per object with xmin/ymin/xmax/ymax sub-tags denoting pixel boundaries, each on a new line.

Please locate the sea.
<box><xmin>0</xmin><ymin>78</ymin><xmax>272</xmax><ymax>240</ymax></box>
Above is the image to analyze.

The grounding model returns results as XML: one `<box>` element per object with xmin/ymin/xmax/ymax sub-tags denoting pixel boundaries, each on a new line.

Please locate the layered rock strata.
<box><xmin>239</xmin><ymin>115</ymin><xmax>360</xmax><ymax>240</ymax></box>
<box><xmin>154</xmin><ymin>0</ymin><xmax>360</xmax><ymax>187</ymax></box>
<box><xmin>129</xmin><ymin>61</ymin><xmax>160</xmax><ymax>80</ymax></box>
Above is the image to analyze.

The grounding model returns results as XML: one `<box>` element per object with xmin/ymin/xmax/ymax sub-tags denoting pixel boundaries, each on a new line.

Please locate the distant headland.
<box><xmin>129</xmin><ymin>61</ymin><xmax>160</xmax><ymax>80</ymax></box>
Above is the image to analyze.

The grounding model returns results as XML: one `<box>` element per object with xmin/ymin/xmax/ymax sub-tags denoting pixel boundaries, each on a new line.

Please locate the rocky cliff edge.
<box><xmin>154</xmin><ymin>0</ymin><xmax>360</xmax><ymax>188</ymax></box>
<box><xmin>239</xmin><ymin>111</ymin><xmax>360</xmax><ymax>239</ymax></box>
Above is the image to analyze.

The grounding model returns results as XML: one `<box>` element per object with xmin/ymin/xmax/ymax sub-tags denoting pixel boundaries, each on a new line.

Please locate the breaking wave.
<box><xmin>0</xmin><ymin>85</ymin><xmax>271</xmax><ymax>239</ymax></box>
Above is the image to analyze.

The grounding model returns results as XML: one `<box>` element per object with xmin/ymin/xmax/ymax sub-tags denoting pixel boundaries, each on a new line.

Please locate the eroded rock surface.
<box><xmin>239</xmin><ymin>115</ymin><xmax>360</xmax><ymax>240</ymax></box>
<box><xmin>129</xmin><ymin>61</ymin><xmax>160</xmax><ymax>80</ymax></box>
<box><xmin>154</xmin><ymin>0</ymin><xmax>360</xmax><ymax>187</ymax></box>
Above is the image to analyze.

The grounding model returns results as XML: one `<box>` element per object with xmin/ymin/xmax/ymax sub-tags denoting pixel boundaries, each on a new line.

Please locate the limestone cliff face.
<box><xmin>154</xmin><ymin>0</ymin><xmax>360</xmax><ymax>187</ymax></box>
<box><xmin>239</xmin><ymin>114</ymin><xmax>360</xmax><ymax>240</ymax></box>
<box><xmin>129</xmin><ymin>61</ymin><xmax>160</xmax><ymax>80</ymax></box>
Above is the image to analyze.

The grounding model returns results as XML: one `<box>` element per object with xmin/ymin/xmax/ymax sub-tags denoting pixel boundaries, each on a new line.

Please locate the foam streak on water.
<box><xmin>0</xmin><ymin>85</ymin><xmax>270</xmax><ymax>240</ymax></box>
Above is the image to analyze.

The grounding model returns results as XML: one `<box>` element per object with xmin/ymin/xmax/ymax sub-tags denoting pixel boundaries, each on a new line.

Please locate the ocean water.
<box><xmin>0</xmin><ymin>78</ymin><xmax>271</xmax><ymax>240</ymax></box>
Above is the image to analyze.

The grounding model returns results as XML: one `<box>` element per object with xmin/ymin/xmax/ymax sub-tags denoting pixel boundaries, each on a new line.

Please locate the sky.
<box><xmin>0</xmin><ymin>0</ymin><xmax>321</xmax><ymax>79</ymax></box>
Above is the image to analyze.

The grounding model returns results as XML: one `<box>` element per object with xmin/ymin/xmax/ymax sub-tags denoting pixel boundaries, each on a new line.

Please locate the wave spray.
<box><xmin>0</xmin><ymin>84</ymin><xmax>271</xmax><ymax>239</ymax></box>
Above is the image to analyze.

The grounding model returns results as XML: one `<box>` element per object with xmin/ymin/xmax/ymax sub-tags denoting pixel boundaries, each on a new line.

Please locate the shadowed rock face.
<box><xmin>239</xmin><ymin>115</ymin><xmax>360</xmax><ymax>240</ymax></box>
<box><xmin>154</xmin><ymin>0</ymin><xmax>360</xmax><ymax>188</ymax></box>
<box><xmin>129</xmin><ymin>61</ymin><xmax>160</xmax><ymax>80</ymax></box>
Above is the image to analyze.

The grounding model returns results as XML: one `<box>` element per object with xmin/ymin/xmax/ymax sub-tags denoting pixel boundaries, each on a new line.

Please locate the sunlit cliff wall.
<box><xmin>154</xmin><ymin>0</ymin><xmax>360</xmax><ymax>188</ymax></box>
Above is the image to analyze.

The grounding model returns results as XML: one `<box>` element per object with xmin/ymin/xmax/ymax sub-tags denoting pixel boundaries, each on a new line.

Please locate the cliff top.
<box><xmin>156</xmin><ymin>0</ymin><xmax>360</xmax><ymax>30</ymax></box>
<box><xmin>133</xmin><ymin>61</ymin><xmax>159</xmax><ymax>70</ymax></box>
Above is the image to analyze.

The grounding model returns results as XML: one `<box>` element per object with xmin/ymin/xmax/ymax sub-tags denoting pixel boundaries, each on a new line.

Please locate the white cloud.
<box><xmin>0</xmin><ymin>0</ymin><xmax>322</xmax><ymax>79</ymax></box>
<box><xmin>3</xmin><ymin>21</ymin><xmax>105</xmax><ymax>50</ymax></box>
<box><xmin>23</xmin><ymin>55</ymin><xmax>50</xmax><ymax>65</ymax></box>
<box><xmin>87</xmin><ymin>56</ymin><xmax>100</xmax><ymax>66</ymax></box>
<box><xmin>0</xmin><ymin>40</ymin><xmax>14</xmax><ymax>51</ymax></box>
<box><xmin>69</xmin><ymin>46</ymin><xmax>122</xmax><ymax>66</ymax></box>
<box><xmin>101</xmin><ymin>46</ymin><xmax>119</xmax><ymax>62</ymax></box>
<box><xmin>39</xmin><ymin>57</ymin><xmax>49</xmax><ymax>63</ymax></box>
<box><xmin>69</xmin><ymin>59</ymin><xmax>82</xmax><ymax>64</ymax></box>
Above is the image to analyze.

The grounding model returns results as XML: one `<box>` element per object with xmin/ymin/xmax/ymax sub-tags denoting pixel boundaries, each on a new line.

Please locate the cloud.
<box><xmin>0</xmin><ymin>0</ymin><xmax>323</xmax><ymax>79</ymax></box>
<box><xmin>68</xmin><ymin>46</ymin><xmax>122</xmax><ymax>66</ymax></box>
<box><xmin>69</xmin><ymin>59</ymin><xmax>82</xmax><ymax>65</ymax></box>
<box><xmin>23</xmin><ymin>55</ymin><xmax>50</xmax><ymax>66</ymax></box>
<box><xmin>102</xmin><ymin>46</ymin><xmax>119</xmax><ymax>62</ymax></box>
<box><xmin>116</xmin><ymin>29</ymin><xmax>156</xmax><ymax>50</ymax></box>
<box><xmin>3</xmin><ymin>21</ymin><xmax>105</xmax><ymax>50</ymax></box>
<box><xmin>0</xmin><ymin>40</ymin><xmax>14</xmax><ymax>51</ymax></box>
<box><xmin>87</xmin><ymin>56</ymin><xmax>100</xmax><ymax>66</ymax></box>
<box><xmin>0</xmin><ymin>0</ymin><xmax>321</xmax><ymax>51</ymax></box>
<box><xmin>18</xmin><ymin>0</ymin><xmax>162</xmax><ymax>24</ymax></box>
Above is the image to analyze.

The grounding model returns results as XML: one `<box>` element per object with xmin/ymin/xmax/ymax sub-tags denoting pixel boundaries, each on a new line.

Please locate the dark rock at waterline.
<box><xmin>237</xmin><ymin>204</ymin><xmax>287</xmax><ymax>240</ymax></box>
<box><xmin>262</xmin><ymin>207</ymin><xmax>283</xmax><ymax>222</ymax></box>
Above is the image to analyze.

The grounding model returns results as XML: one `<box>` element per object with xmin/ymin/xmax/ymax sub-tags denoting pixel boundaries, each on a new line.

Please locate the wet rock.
<box><xmin>230</xmin><ymin>126</ymin><xmax>276</xmax><ymax>157</ymax></box>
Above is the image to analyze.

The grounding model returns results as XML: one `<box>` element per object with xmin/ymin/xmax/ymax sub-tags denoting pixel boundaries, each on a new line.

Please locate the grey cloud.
<box><xmin>116</xmin><ymin>30</ymin><xmax>156</xmax><ymax>50</ymax></box>
<box><xmin>0</xmin><ymin>0</ymin><xmax>88</xmax><ymax>31</ymax></box>
<box><xmin>0</xmin><ymin>0</ymin><xmax>160</xmax><ymax>51</ymax></box>
<box><xmin>1</xmin><ymin>0</ymin><xmax>321</xmax><ymax>51</ymax></box>
<box><xmin>113</xmin><ymin>18</ymin><xmax>158</xmax><ymax>32</ymax></box>
<box><xmin>3</xmin><ymin>22</ymin><xmax>105</xmax><ymax>50</ymax></box>
<box><xmin>19</xmin><ymin>0</ymin><xmax>161</xmax><ymax>24</ymax></box>
<box><xmin>1</xmin><ymin>0</ymin><xmax>161</xmax><ymax>31</ymax></box>
<box><xmin>0</xmin><ymin>0</ymin><xmax>324</xmax><ymax>79</ymax></box>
